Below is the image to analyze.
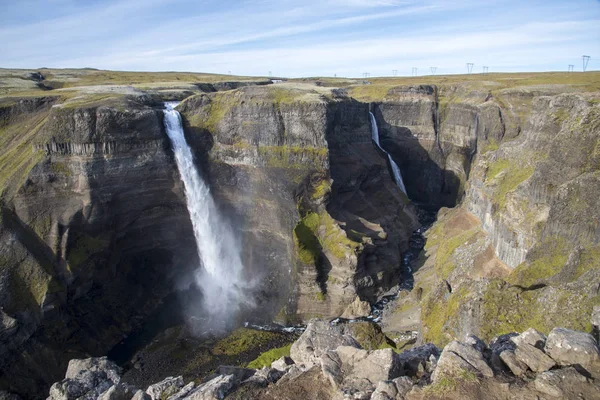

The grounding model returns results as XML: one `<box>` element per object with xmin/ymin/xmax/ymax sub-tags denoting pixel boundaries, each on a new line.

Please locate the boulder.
<box><xmin>370</xmin><ymin>381</ymin><xmax>397</xmax><ymax>400</ymax></box>
<box><xmin>341</xmin><ymin>297</ymin><xmax>372</xmax><ymax>319</ymax></box>
<box><xmin>290</xmin><ymin>320</ymin><xmax>359</xmax><ymax>365</ymax></box>
<box><xmin>511</xmin><ymin>328</ymin><xmax>546</xmax><ymax>349</ymax></box>
<box><xmin>270</xmin><ymin>356</ymin><xmax>294</xmax><ymax>371</ymax></box>
<box><xmin>320</xmin><ymin>350</ymin><xmax>343</xmax><ymax>388</ymax></box>
<box><xmin>98</xmin><ymin>384</ymin><xmax>138</xmax><ymax>400</ymax></box>
<box><xmin>431</xmin><ymin>340</ymin><xmax>493</xmax><ymax>384</ymax></box>
<box><xmin>0</xmin><ymin>311</ymin><xmax>18</xmax><ymax>342</ymax></box>
<box><xmin>499</xmin><ymin>350</ymin><xmax>528</xmax><ymax>376</ymax></box>
<box><xmin>132</xmin><ymin>390</ymin><xmax>151</xmax><ymax>400</ymax></box>
<box><xmin>47</xmin><ymin>357</ymin><xmax>121</xmax><ymax>400</ymax></box>
<box><xmin>544</xmin><ymin>327</ymin><xmax>600</xmax><ymax>368</ymax></box>
<box><xmin>167</xmin><ymin>382</ymin><xmax>195</xmax><ymax>400</ymax></box>
<box><xmin>146</xmin><ymin>376</ymin><xmax>184</xmax><ymax>400</ymax></box>
<box><xmin>488</xmin><ymin>333</ymin><xmax>518</xmax><ymax>372</ymax></box>
<box><xmin>336</xmin><ymin>346</ymin><xmax>402</xmax><ymax>384</ymax></box>
<box><xmin>463</xmin><ymin>334</ymin><xmax>487</xmax><ymax>353</ymax></box>
<box><xmin>183</xmin><ymin>375</ymin><xmax>235</xmax><ymax>400</ymax></box>
<box><xmin>392</xmin><ymin>376</ymin><xmax>413</xmax><ymax>398</ymax></box>
<box><xmin>534</xmin><ymin>367</ymin><xmax>589</xmax><ymax>398</ymax></box>
<box><xmin>513</xmin><ymin>343</ymin><xmax>555</xmax><ymax>372</ymax></box>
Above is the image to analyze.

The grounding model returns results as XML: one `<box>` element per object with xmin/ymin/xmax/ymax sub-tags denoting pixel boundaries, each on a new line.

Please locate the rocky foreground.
<box><xmin>41</xmin><ymin>311</ymin><xmax>600</xmax><ymax>400</ymax></box>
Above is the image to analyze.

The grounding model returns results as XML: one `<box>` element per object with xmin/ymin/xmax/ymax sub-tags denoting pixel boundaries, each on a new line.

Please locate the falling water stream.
<box><xmin>369</xmin><ymin>112</ymin><xmax>408</xmax><ymax>195</ymax></box>
<box><xmin>163</xmin><ymin>102</ymin><xmax>248</xmax><ymax>328</ymax></box>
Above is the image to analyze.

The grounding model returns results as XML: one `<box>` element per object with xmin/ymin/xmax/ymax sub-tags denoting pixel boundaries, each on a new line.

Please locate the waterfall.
<box><xmin>163</xmin><ymin>102</ymin><xmax>248</xmax><ymax>329</ymax></box>
<box><xmin>369</xmin><ymin>112</ymin><xmax>408</xmax><ymax>195</ymax></box>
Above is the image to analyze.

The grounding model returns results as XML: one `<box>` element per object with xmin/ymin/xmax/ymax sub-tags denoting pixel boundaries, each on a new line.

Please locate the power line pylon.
<box><xmin>430</xmin><ymin>67</ymin><xmax>437</xmax><ymax>75</ymax></box>
<box><xmin>582</xmin><ymin>55</ymin><xmax>590</xmax><ymax>72</ymax></box>
<box><xmin>482</xmin><ymin>66</ymin><xmax>489</xmax><ymax>74</ymax></box>
<box><xmin>392</xmin><ymin>70</ymin><xmax>398</xmax><ymax>76</ymax></box>
<box><xmin>467</xmin><ymin>63</ymin><xmax>474</xmax><ymax>74</ymax></box>
<box><xmin>568</xmin><ymin>64</ymin><xmax>574</xmax><ymax>72</ymax></box>
<box><xmin>412</xmin><ymin>67</ymin><xmax>418</xmax><ymax>76</ymax></box>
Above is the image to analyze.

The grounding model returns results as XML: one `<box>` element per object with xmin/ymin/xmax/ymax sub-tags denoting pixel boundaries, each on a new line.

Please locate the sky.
<box><xmin>0</xmin><ymin>0</ymin><xmax>599</xmax><ymax>78</ymax></box>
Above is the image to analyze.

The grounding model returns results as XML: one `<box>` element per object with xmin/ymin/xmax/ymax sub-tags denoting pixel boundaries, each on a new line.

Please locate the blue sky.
<box><xmin>1</xmin><ymin>0</ymin><xmax>599</xmax><ymax>77</ymax></box>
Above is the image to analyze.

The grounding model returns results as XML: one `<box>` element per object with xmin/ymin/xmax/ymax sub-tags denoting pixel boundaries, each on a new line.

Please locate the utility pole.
<box><xmin>392</xmin><ymin>69</ymin><xmax>398</xmax><ymax>76</ymax></box>
<box><xmin>430</xmin><ymin>67</ymin><xmax>437</xmax><ymax>75</ymax></box>
<box><xmin>582</xmin><ymin>55</ymin><xmax>590</xmax><ymax>72</ymax></box>
<box><xmin>467</xmin><ymin>63</ymin><xmax>474</xmax><ymax>74</ymax></box>
<box><xmin>482</xmin><ymin>66</ymin><xmax>489</xmax><ymax>74</ymax></box>
<box><xmin>412</xmin><ymin>67</ymin><xmax>418</xmax><ymax>76</ymax></box>
<box><xmin>268</xmin><ymin>71</ymin><xmax>272</xmax><ymax>77</ymax></box>
<box><xmin>568</xmin><ymin>64</ymin><xmax>574</xmax><ymax>73</ymax></box>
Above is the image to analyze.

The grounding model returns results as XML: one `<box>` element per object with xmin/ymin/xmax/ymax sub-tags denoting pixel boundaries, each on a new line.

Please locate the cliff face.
<box><xmin>0</xmin><ymin>97</ymin><xmax>200</xmax><ymax>397</ymax></box>
<box><xmin>385</xmin><ymin>87</ymin><xmax>600</xmax><ymax>346</ymax></box>
<box><xmin>178</xmin><ymin>86</ymin><xmax>419</xmax><ymax>321</ymax></box>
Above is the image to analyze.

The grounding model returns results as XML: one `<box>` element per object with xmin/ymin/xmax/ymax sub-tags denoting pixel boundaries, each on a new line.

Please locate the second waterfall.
<box><xmin>163</xmin><ymin>102</ymin><xmax>249</xmax><ymax>330</ymax></box>
<box><xmin>369</xmin><ymin>112</ymin><xmax>408</xmax><ymax>195</ymax></box>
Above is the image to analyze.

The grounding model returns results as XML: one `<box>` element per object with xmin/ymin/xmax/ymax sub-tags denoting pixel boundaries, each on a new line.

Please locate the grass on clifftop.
<box><xmin>212</xmin><ymin>328</ymin><xmax>281</xmax><ymax>356</ymax></box>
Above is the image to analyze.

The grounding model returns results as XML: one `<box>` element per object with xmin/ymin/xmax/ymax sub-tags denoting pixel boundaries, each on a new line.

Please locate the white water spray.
<box><xmin>369</xmin><ymin>112</ymin><xmax>408</xmax><ymax>195</ymax></box>
<box><xmin>163</xmin><ymin>102</ymin><xmax>248</xmax><ymax>329</ymax></box>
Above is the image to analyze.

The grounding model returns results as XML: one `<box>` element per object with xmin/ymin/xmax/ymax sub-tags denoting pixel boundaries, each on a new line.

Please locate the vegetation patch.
<box><xmin>212</xmin><ymin>328</ymin><xmax>280</xmax><ymax>356</ymax></box>
<box><xmin>434</xmin><ymin>227</ymin><xmax>479</xmax><ymax>280</ymax></box>
<box><xmin>421</xmin><ymin>286</ymin><xmax>469</xmax><ymax>346</ymax></box>
<box><xmin>480</xmin><ymin>279</ymin><xmax>597</xmax><ymax>341</ymax></box>
<box><xmin>246</xmin><ymin>343</ymin><xmax>292</xmax><ymax>369</ymax></box>
<box><xmin>257</xmin><ymin>145</ymin><xmax>327</xmax><ymax>169</ymax></box>
<box><xmin>508</xmin><ymin>236</ymin><xmax>569</xmax><ymax>287</ymax></box>
<box><xmin>423</xmin><ymin>370</ymin><xmax>478</xmax><ymax>396</ymax></box>
<box><xmin>348</xmin><ymin>84</ymin><xmax>392</xmax><ymax>102</ymax></box>
<box><xmin>486</xmin><ymin>158</ymin><xmax>534</xmax><ymax>209</ymax></box>
<box><xmin>348</xmin><ymin>322</ymin><xmax>395</xmax><ymax>351</ymax></box>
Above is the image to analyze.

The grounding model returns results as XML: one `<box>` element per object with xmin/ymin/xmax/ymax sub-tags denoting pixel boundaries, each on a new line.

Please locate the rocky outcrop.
<box><xmin>43</xmin><ymin>320</ymin><xmax>600</xmax><ymax>400</ymax></box>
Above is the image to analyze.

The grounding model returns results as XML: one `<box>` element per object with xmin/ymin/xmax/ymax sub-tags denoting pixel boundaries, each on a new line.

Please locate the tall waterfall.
<box><xmin>369</xmin><ymin>112</ymin><xmax>408</xmax><ymax>195</ymax></box>
<box><xmin>163</xmin><ymin>102</ymin><xmax>247</xmax><ymax>329</ymax></box>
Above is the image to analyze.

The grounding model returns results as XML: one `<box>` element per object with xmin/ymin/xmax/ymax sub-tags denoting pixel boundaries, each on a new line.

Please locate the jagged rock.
<box><xmin>370</xmin><ymin>380</ymin><xmax>397</xmax><ymax>400</ymax></box>
<box><xmin>250</xmin><ymin>367</ymin><xmax>285</xmax><ymax>385</ymax></box>
<box><xmin>510</xmin><ymin>329</ymin><xmax>555</xmax><ymax>372</ymax></box>
<box><xmin>290</xmin><ymin>320</ymin><xmax>359</xmax><ymax>365</ymax></box>
<box><xmin>0</xmin><ymin>311</ymin><xmax>18</xmax><ymax>341</ymax></box>
<box><xmin>431</xmin><ymin>340</ymin><xmax>493</xmax><ymax>384</ymax></box>
<box><xmin>47</xmin><ymin>357</ymin><xmax>121</xmax><ymax>400</ymax></box>
<box><xmin>98</xmin><ymin>384</ymin><xmax>138</xmax><ymax>400</ymax></box>
<box><xmin>499</xmin><ymin>350</ymin><xmax>528</xmax><ymax>376</ymax></box>
<box><xmin>341</xmin><ymin>297</ymin><xmax>372</xmax><ymax>319</ymax></box>
<box><xmin>183</xmin><ymin>374</ymin><xmax>235</xmax><ymax>400</ymax></box>
<box><xmin>533</xmin><ymin>366</ymin><xmax>589</xmax><ymax>398</ymax></box>
<box><xmin>271</xmin><ymin>356</ymin><xmax>294</xmax><ymax>371</ymax></box>
<box><xmin>513</xmin><ymin>343</ymin><xmax>555</xmax><ymax>373</ymax></box>
<box><xmin>592</xmin><ymin>306</ymin><xmax>600</xmax><ymax>328</ymax></box>
<box><xmin>544</xmin><ymin>327</ymin><xmax>600</xmax><ymax>368</ymax></box>
<box><xmin>447</xmin><ymin>341</ymin><xmax>493</xmax><ymax>378</ymax></box>
<box><xmin>167</xmin><ymin>382</ymin><xmax>195</xmax><ymax>400</ymax></box>
<box><xmin>146</xmin><ymin>376</ymin><xmax>184</xmax><ymax>400</ymax></box>
<box><xmin>391</xmin><ymin>376</ymin><xmax>413</xmax><ymax>398</ymax></box>
<box><xmin>214</xmin><ymin>366</ymin><xmax>255</xmax><ymax>383</ymax></box>
<box><xmin>320</xmin><ymin>350</ymin><xmax>343</xmax><ymax>388</ymax></box>
<box><xmin>511</xmin><ymin>328</ymin><xmax>547</xmax><ymax>349</ymax></box>
<box><xmin>336</xmin><ymin>346</ymin><xmax>402</xmax><ymax>384</ymax></box>
<box><xmin>132</xmin><ymin>390</ymin><xmax>151</xmax><ymax>400</ymax></box>
<box><xmin>396</xmin><ymin>343</ymin><xmax>440</xmax><ymax>377</ymax></box>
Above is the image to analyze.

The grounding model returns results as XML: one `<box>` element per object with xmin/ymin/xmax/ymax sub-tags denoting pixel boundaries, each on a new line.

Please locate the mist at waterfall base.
<box><xmin>369</xmin><ymin>112</ymin><xmax>408</xmax><ymax>195</ymax></box>
<box><xmin>163</xmin><ymin>102</ymin><xmax>253</xmax><ymax>333</ymax></box>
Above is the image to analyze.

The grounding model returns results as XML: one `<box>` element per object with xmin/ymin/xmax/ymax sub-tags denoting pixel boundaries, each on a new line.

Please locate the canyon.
<box><xmin>0</xmin><ymin>68</ymin><xmax>599</xmax><ymax>399</ymax></box>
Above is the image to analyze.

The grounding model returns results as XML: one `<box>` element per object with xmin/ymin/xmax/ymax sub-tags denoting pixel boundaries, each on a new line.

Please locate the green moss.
<box><xmin>552</xmin><ymin>108</ymin><xmax>569</xmax><ymax>124</ymax></box>
<box><xmin>31</xmin><ymin>214</ymin><xmax>52</xmax><ymax>239</ymax></box>
<box><xmin>348</xmin><ymin>322</ymin><xmax>395</xmax><ymax>351</ymax></box>
<box><xmin>421</xmin><ymin>286</ymin><xmax>469</xmax><ymax>346</ymax></box>
<box><xmin>435</xmin><ymin>228</ymin><xmax>479</xmax><ymax>280</ymax></box>
<box><xmin>576</xmin><ymin>246</ymin><xmax>600</xmax><ymax>279</ymax></box>
<box><xmin>480</xmin><ymin>138</ymin><xmax>499</xmax><ymax>153</ymax></box>
<box><xmin>212</xmin><ymin>328</ymin><xmax>280</xmax><ymax>356</ymax></box>
<box><xmin>480</xmin><ymin>279</ymin><xmax>597</xmax><ymax>341</ymax></box>
<box><xmin>311</xmin><ymin>178</ymin><xmax>331</xmax><ymax>200</ymax></box>
<box><xmin>246</xmin><ymin>343</ymin><xmax>292</xmax><ymax>369</ymax></box>
<box><xmin>294</xmin><ymin>210</ymin><xmax>359</xmax><ymax>264</ymax></box>
<box><xmin>508</xmin><ymin>236</ymin><xmax>569</xmax><ymax>287</ymax></box>
<box><xmin>257</xmin><ymin>145</ymin><xmax>327</xmax><ymax>169</ymax></box>
<box><xmin>315</xmin><ymin>292</ymin><xmax>326</xmax><ymax>302</ymax></box>
<box><xmin>486</xmin><ymin>158</ymin><xmax>535</xmax><ymax>209</ymax></box>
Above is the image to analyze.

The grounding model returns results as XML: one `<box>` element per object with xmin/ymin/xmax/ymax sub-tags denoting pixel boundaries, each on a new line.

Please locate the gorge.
<box><xmin>0</xmin><ymin>68</ymin><xmax>599</xmax><ymax>399</ymax></box>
